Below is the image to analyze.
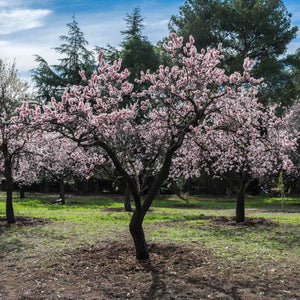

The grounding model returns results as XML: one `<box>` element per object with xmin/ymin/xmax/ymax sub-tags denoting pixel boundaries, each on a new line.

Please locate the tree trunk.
<box><xmin>5</xmin><ymin>157</ymin><xmax>15</xmax><ymax>224</ymax></box>
<box><xmin>236</xmin><ymin>191</ymin><xmax>245</xmax><ymax>222</ymax></box>
<box><xmin>129</xmin><ymin>210</ymin><xmax>149</xmax><ymax>260</ymax></box>
<box><xmin>98</xmin><ymin>138</ymin><xmax>182</xmax><ymax>260</ymax></box>
<box><xmin>235</xmin><ymin>172</ymin><xmax>249</xmax><ymax>223</ymax></box>
<box><xmin>44</xmin><ymin>177</ymin><xmax>49</xmax><ymax>194</ymax></box>
<box><xmin>20</xmin><ymin>189</ymin><xmax>25</xmax><ymax>199</ymax></box>
<box><xmin>59</xmin><ymin>179</ymin><xmax>66</xmax><ymax>204</ymax></box>
<box><xmin>124</xmin><ymin>184</ymin><xmax>132</xmax><ymax>212</ymax></box>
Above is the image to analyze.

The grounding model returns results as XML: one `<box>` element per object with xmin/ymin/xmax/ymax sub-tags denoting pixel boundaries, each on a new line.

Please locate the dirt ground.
<box><xmin>0</xmin><ymin>216</ymin><xmax>51</xmax><ymax>228</ymax></box>
<box><xmin>0</xmin><ymin>217</ymin><xmax>299</xmax><ymax>299</ymax></box>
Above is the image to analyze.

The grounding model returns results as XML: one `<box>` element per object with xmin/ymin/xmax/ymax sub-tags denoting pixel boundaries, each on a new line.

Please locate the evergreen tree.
<box><xmin>121</xmin><ymin>6</ymin><xmax>145</xmax><ymax>41</ymax></box>
<box><xmin>121</xmin><ymin>35</ymin><xmax>160</xmax><ymax>85</ymax></box>
<box><xmin>285</xmin><ymin>48</ymin><xmax>300</xmax><ymax>96</ymax></box>
<box><xmin>32</xmin><ymin>16</ymin><xmax>95</xmax><ymax>103</ymax></box>
<box><xmin>168</xmin><ymin>0</ymin><xmax>298</xmax><ymax>108</ymax></box>
<box><xmin>169</xmin><ymin>0</ymin><xmax>222</xmax><ymax>51</ymax></box>
<box><xmin>99</xmin><ymin>7</ymin><xmax>159</xmax><ymax>88</ymax></box>
<box><xmin>120</xmin><ymin>7</ymin><xmax>159</xmax><ymax>87</ymax></box>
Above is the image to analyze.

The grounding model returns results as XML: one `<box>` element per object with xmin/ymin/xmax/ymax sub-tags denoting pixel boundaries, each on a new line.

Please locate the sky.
<box><xmin>0</xmin><ymin>0</ymin><xmax>299</xmax><ymax>86</ymax></box>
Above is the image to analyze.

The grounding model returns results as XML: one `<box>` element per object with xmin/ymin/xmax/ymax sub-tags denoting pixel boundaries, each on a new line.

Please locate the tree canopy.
<box><xmin>168</xmin><ymin>0</ymin><xmax>298</xmax><ymax>108</ymax></box>
<box><xmin>100</xmin><ymin>7</ymin><xmax>160</xmax><ymax>88</ymax></box>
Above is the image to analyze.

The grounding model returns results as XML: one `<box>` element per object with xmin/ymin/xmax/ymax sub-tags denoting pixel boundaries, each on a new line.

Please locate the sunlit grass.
<box><xmin>0</xmin><ymin>192</ymin><xmax>299</xmax><ymax>269</ymax></box>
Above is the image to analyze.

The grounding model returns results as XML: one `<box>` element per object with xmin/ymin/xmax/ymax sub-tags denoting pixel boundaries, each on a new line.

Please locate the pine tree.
<box><xmin>120</xmin><ymin>7</ymin><xmax>159</xmax><ymax>86</ymax></box>
<box><xmin>120</xmin><ymin>6</ymin><xmax>145</xmax><ymax>41</ymax></box>
<box><xmin>98</xmin><ymin>7</ymin><xmax>159</xmax><ymax>89</ymax></box>
<box><xmin>32</xmin><ymin>16</ymin><xmax>95</xmax><ymax>103</ymax></box>
<box><xmin>168</xmin><ymin>0</ymin><xmax>298</xmax><ymax>108</ymax></box>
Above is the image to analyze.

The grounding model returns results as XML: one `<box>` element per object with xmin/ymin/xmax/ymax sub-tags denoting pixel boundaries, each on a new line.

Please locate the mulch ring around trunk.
<box><xmin>0</xmin><ymin>216</ymin><xmax>51</xmax><ymax>228</ymax></box>
<box><xmin>210</xmin><ymin>216</ymin><xmax>278</xmax><ymax>227</ymax></box>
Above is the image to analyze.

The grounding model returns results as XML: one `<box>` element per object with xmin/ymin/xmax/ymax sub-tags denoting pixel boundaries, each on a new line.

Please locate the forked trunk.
<box><xmin>124</xmin><ymin>184</ymin><xmax>132</xmax><ymax>212</ymax></box>
<box><xmin>129</xmin><ymin>210</ymin><xmax>149</xmax><ymax>260</ymax></box>
<box><xmin>59</xmin><ymin>179</ymin><xmax>66</xmax><ymax>204</ymax></box>
<box><xmin>100</xmin><ymin>138</ymin><xmax>181</xmax><ymax>260</ymax></box>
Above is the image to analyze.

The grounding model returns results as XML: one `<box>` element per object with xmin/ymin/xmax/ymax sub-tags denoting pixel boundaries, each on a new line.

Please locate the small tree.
<box><xmin>22</xmin><ymin>34</ymin><xmax>269</xmax><ymax>259</ymax></box>
<box><xmin>29</xmin><ymin>132</ymin><xmax>103</xmax><ymax>203</ymax></box>
<box><xmin>0</xmin><ymin>60</ymin><xmax>32</xmax><ymax>224</ymax></box>
<box><xmin>174</xmin><ymin>92</ymin><xmax>295</xmax><ymax>222</ymax></box>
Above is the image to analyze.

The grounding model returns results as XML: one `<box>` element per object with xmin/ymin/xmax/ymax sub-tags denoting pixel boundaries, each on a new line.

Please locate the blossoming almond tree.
<box><xmin>284</xmin><ymin>100</ymin><xmax>300</xmax><ymax>177</ymax></box>
<box><xmin>0</xmin><ymin>60</ymin><xmax>34</xmax><ymax>224</ymax></box>
<box><xmin>21</xmin><ymin>33</ymin><xmax>265</xmax><ymax>259</ymax></box>
<box><xmin>32</xmin><ymin>132</ymin><xmax>104</xmax><ymax>203</ymax></box>
<box><xmin>173</xmin><ymin>88</ymin><xmax>296</xmax><ymax>222</ymax></box>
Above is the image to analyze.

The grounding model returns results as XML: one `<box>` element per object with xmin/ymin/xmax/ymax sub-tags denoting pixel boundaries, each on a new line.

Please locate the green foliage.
<box><xmin>284</xmin><ymin>48</ymin><xmax>300</xmax><ymax>97</ymax></box>
<box><xmin>100</xmin><ymin>7</ymin><xmax>160</xmax><ymax>91</ymax></box>
<box><xmin>31</xmin><ymin>16</ymin><xmax>95</xmax><ymax>103</ymax></box>
<box><xmin>168</xmin><ymin>0</ymin><xmax>298</xmax><ymax>109</ymax></box>
<box><xmin>169</xmin><ymin>0</ymin><xmax>222</xmax><ymax>50</ymax></box>
<box><xmin>120</xmin><ymin>6</ymin><xmax>145</xmax><ymax>41</ymax></box>
<box><xmin>54</xmin><ymin>16</ymin><xmax>95</xmax><ymax>84</ymax></box>
<box><xmin>219</xmin><ymin>0</ymin><xmax>297</xmax><ymax>71</ymax></box>
<box><xmin>95</xmin><ymin>44</ymin><xmax>120</xmax><ymax>65</ymax></box>
<box><xmin>121</xmin><ymin>35</ymin><xmax>160</xmax><ymax>85</ymax></box>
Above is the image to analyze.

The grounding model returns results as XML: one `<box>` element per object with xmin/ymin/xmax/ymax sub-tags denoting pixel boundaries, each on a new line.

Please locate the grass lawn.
<box><xmin>0</xmin><ymin>192</ymin><xmax>299</xmax><ymax>299</ymax></box>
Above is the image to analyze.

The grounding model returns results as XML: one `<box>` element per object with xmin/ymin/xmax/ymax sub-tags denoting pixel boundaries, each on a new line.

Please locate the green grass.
<box><xmin>0</xmin><ymin>192</ymin><xmax>299</xmax><ymax>266</ymax></box>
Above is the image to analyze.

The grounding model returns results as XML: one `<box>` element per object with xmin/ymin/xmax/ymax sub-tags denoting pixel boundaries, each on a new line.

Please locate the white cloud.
<box><xmin>0</xmin><ymin>9</ymin><xmax>51</xmax><ymax>34</ymax></box>
<box><xmin>0</xmin><ymin>0</ymin><xmax>21</xmax><ymax>7</ymax></box>
<box><xmin>0</xmin><ymin>0</ymin><xmax>44</xmax><ymax>7</ymax></box>
<box><xmin>0</xmin><ymin>40</ymin><xmax>59</xmax><ymax>72</ymax></box>
<box><xmin>146</xmin><ymin>19</ymin><xmax>169</xmax><ymax>28</ymax></box>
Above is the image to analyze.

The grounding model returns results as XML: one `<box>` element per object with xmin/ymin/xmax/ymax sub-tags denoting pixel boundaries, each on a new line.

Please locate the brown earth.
<box><xmin>0</xmin><ymin>216</ymin><xmax>51</xmax><ymax>228</ymax></box>
<box><xmin>0</xmin><ymin>215</ymin><xmax>299</xmax><ymax>299</ymax></box>
<box><xmin>0</xmin><ymin>240</ymin><xmax>299</xmax><ymax>299</ymax></box>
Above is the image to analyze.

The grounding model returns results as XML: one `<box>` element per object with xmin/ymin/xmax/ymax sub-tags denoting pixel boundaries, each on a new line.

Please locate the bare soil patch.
<box><xmin>102</xmin><ymin>207</ymin><xmax>154</xmax><ymax>213</ymax></box>
<box><xmin>0</xmin><ymin>241</ymin><xmax>298</xmax><ymax>299</ymax></box>
<box><xmin>162</xmin><ymin>216</ymin><xmax>279</xmax><ymax>227</ymax></box>
<box><xmin>210</xmin><ymin>216</ymin><xmax>278</xmax><ymax>227</ymax></box>
<box><xmin>0</xmin><ymin>216</ymin><xmax>50</xmax><ymax>228</ymax></box>
<box><xmin>102</xmin><ymin>207</ymin><xmax>131</xmax><ymax>212</ymax></box>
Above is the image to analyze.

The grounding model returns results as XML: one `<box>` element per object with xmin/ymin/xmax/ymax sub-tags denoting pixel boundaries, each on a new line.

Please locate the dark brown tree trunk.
<box><xmin>236</xmin><ymin>191</ymin><xmax>245</xmax><ymax>222</ymax></box>
<box><xmin>98</xmin><ymin>139</ymin><xmax>182</xmax><ymax>260</ymax></box>
<box><xmin>20</xmin><ymin>189</ymin><xmax>25</xmax><ymax>199</ymax></box>
<box><xmin>124</xmin><ymin>184</ymin><xmax>132</xmax><ymax>212</ymax></box>
<box><xmin>5</xmin><ymin>157</ymin><xmax>15</xmax><ymax>224</ymax></box>
<box><xmin>44</xmin><ymin>177</ymin><xmax>49</xmax><ymax>194</ymax></box>
<box><xmin>129</xmin><ymin>210</ymin><xmax>149</xmax><ymax>260</ymax></box>
<box><xmin>59</xmin><ymin>179</ymin><xmax>66</xmax><ymax>204</ymax></box>
<box><xmin>236</xmin><ymin>173</ymin><xmax>248</xmax><ymax>223</ymax></box>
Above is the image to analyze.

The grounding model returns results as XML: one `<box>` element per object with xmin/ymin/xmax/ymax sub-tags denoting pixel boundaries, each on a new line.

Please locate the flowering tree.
<box><xmin>31</xmin><ymin>132</ymin><xmax>103</xmax><ymax>203</ymax></box>
<box><xmin>173</xmin><ymin>90</ymin><xmax>296</xmax><ymax>222</ymax></box>
<box><xmin>0</xmin><ymin>60</ymin><xmax>32</xmax><ymax>224</ymax></box>
<box><xmin>282</xmin><ymin>100</ymin><xmax>300</xmax><ymax>190</ymax></box>
<box><xmin>21</xmin><ymin>33</ymin><xmax>267</xmax><ymax>259</ymax></box>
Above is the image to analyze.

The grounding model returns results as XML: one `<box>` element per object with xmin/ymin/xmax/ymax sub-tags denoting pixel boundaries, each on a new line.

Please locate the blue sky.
<box><xmin>0</xmin><ymin>0</ymin><xmax>299</xmax><ymax>85</ymax></box>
